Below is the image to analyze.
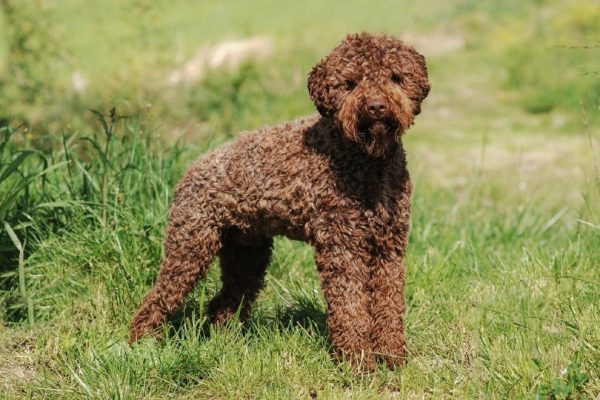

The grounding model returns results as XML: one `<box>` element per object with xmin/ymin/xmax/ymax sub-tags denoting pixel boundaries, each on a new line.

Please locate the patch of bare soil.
<box><xmin>168</xmin><ymin>36</ymin><xmax>274</xmax><ymax>85</ymax></box>
<box><xmin>401</xmin><ymin>30</ymin><xmax>465</xmax><ymax>57</ymax></box>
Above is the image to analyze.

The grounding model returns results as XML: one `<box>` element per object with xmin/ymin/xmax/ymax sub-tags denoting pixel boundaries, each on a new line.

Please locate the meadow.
<box><xmin>0</xmin><ymin>0</ymin><xmax>599</xmax><ymax>398</ymax></box>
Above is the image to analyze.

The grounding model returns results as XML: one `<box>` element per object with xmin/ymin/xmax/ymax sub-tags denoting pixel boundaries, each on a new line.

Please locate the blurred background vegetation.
<box><xmin>0</xmin><ymin>0</ymin><xmax>598</xmax><ymax>135</ymax></box>
<box><xmin>0</xmin><ymin>0</ymin><xmax>599</xmax><ymax>398</ymax></box>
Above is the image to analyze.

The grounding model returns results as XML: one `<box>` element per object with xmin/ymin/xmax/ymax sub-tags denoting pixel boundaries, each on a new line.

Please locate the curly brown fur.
<box><xmin>129</xmin><ymin>32</ymin><xmax>430</xmax><ymax>371</ymax></box>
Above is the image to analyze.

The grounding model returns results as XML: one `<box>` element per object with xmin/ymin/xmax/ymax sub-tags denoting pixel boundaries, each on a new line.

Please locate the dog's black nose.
<box><xmin>367</xmin><ymin>98</ymin><xmax>387</xmax><ymax>116</ymax></box>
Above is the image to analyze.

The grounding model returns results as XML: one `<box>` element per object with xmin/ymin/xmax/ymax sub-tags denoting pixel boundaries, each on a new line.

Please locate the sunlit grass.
<box><xmin>1</xmin><ymin>105</ymin><xmax>598</xmax><ymax>398</ymax></box>
<box><xmin>0</xmin><ymin>0</ymin><xmax>599</xmax><ymax>398</ymax></box>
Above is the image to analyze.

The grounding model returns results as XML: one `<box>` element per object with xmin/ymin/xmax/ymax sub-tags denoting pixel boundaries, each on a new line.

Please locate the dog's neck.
<box><xmin>304</xmin><ymin>117</ymin><xmax>409</xmax><ymax>206</ymax></box>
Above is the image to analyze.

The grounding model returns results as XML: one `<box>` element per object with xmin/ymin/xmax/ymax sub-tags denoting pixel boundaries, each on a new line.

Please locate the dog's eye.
<box><xmin>391</xmin><ymin>74</ymin><xmax>404</xmax><ymax>85</ymax></box>
<box><xmin>345</xmin><ymin>80</ymin><xmax>357</xmax><ymax>91</ymax></box>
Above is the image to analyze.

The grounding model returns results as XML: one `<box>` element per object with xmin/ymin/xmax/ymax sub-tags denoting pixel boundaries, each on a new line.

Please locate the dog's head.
<box><xmin>308</xmin><ymin>33</ymin><xmax>430</xmax><ymax>157</ymax></box>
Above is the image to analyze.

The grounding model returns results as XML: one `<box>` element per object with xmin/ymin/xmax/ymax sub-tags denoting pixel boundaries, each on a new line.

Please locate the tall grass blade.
<box><xmin>0</xmin><ymin>150</ymin><xmax>38</xmax><ymax>182</ymax></box>
<box><xmin>4</xmin><ymin>221</ymin><xmax>34</xmax><ymax>325</ymax></box>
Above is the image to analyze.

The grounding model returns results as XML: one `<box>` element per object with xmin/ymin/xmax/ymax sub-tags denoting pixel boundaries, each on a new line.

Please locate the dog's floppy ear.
<box><xmin>307</xmin><ymin>58</ymin><xmax>335</xmax><ymax>118</ymax></box>
<box><xmin>408</xmin><ymin>49</ymin><xmax>431</xmax><ymax>116</ymax></box>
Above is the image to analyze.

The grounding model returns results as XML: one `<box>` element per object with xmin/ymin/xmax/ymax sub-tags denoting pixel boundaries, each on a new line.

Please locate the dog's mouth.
<box><xmin>357</xmin><ymin>117</ymin><xmax>401</xmax><ymax>142</ymax></box>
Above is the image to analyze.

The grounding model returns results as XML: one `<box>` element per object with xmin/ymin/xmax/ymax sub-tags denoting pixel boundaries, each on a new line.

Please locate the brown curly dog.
<box><xmin>129</xmin><ymin>32</ymin><xmax>430</xmax><ymax>371</ymax></box>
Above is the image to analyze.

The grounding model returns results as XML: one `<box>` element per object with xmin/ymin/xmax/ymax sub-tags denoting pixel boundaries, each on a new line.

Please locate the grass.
<box><xmin>1</xmin><ymin>0</ymin><xmax>599</xmax><ymax>398</ymax></box>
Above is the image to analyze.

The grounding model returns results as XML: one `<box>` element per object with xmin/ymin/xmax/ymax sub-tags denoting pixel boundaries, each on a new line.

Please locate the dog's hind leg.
<box><xmin>128</xmin><ymin>213</ymin><xmax>222</xmax><ymax>344</ymax></box>
<box><xmin>208</xmin><ymin>230</ymin><xmax>273</xmax><ymax>325</ymax></box>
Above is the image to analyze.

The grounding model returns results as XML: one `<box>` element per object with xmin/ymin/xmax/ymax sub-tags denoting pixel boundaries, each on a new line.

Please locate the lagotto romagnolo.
<box><xmin>129</xmin><ymin>32</ymin><xmax>430</xmax><ymax>371</ymax></box>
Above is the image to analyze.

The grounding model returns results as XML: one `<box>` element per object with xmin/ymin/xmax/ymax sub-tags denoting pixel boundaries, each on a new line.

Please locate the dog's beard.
<box><xmin>356</xmin><ymin>117</ymin><xmax>400</xmax><ymax>157</ymax></box>
<box><xmin>358</xmin><ymin>116</ymin><xmax>400</xmax><ymax>139</ymax></box>
<box><xmin>340</xmin><ymin>107</ymin><xmax>407</xmax><ymax>157</ymax></box>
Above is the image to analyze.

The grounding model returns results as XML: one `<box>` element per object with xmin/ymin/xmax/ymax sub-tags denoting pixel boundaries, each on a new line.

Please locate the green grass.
<box><xmin>1</xmin><ymin>0</ymin><xmax>599</xmax><ymax>398</ymax></box>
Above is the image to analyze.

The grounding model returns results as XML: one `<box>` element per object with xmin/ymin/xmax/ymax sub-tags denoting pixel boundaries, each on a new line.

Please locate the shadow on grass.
<box><xmin>167</xmin><ymin>294</ymin><xmax>328</xmax><ymax>342</ymax></box>
<box><xmin>271</xmin><ymin>295</ymin><xmax>328</xmax><ymax>336</ymax></box>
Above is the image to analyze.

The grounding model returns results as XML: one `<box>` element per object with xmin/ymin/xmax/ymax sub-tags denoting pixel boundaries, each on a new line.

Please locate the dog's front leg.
<box><xmin>314</xmin><ymin>234</ymin><xmax>375</xmax><ymax>371</ymax></box>
<box><xmin>369</xmin><ymin>252</ymin><xmax>408</xmax><ymax>369</ymax></box>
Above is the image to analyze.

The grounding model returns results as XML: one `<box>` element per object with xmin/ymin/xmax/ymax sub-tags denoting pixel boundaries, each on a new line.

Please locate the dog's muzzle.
<box><xmin>357</xmin><ymin>96</ymin><xmax>402</xmax><ymax>138</ymax></box>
